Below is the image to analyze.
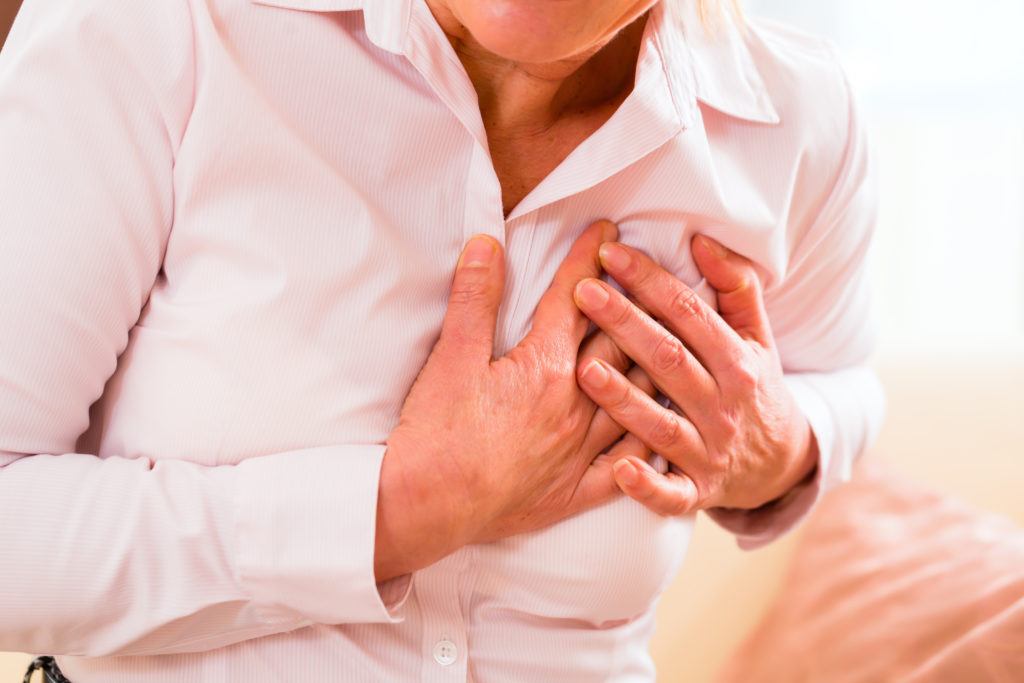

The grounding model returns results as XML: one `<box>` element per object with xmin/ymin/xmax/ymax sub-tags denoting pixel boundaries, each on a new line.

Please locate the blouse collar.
<box><xmin>249</xmin><ymin>0</ymin><xmax>780</xmax><ymax>125</ymax></box>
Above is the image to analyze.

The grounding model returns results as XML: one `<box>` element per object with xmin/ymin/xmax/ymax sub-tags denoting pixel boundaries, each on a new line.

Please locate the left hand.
<box><xmin>572</xmin><ymin>233</ymin><xmax>818</xmax><ymax>515</ymax></box>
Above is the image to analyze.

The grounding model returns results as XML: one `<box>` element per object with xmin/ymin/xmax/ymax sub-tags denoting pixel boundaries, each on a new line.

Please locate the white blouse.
<box><xmin>0</xmin><ymin>0</ymin><xmax>884</xmax><ymax>679</ymax></box>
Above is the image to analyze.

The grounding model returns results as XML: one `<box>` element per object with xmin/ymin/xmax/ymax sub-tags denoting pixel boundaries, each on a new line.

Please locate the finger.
<box><xmin>570</xmin><ymin>433</ymin><xmax>650</xmax><ymax>513</ymax></box>
<box><xmin>612</xmin><ymin>456</ymin><xmax>699</xmax><ymax>516</ymax></box>
<box><xmin>691</xmin><ymin>234</ymin><xmax>773</xmax><ymax>347</ymax></box>
<box><xmin>605</xmin><ymin>432</ymin><xmax>650</xmax><ymax>463</ymax></box>
<box><xmin>576</xmin><ymin>357</ymin><xmax>704</xmax><ymax>464</ymax></box>
<box><xmin>566</xmin><ymin>448</ymin><xmax>623</xmax><ymax>514</ymax></box>
<box><xmin>578</xmin><ymin>330</ymin><xmax>630</xmax><ymax>375</ymax></box>
<box><xmin>574</xmin><ymin>277</ymin><xmax>716</xmax><ymax>411</ymax></box>
<box><xmin>580</xmin><ymin>365</ymin><xmax>656</xmax><ymax>456</ymax></box>
<box><xmin>435</xmin><ymin>234</ymin><xmax>505</xmax><ymax>364</ymax></box>
<box><xmin>596</xmin><ymin>241</ymin><xmax>745</xmax><ymax>376</ymax></box>
<box><xmin>527</xmin><ymin>220</ymin><xmax>618</xmax><ymax>352</ymax></box>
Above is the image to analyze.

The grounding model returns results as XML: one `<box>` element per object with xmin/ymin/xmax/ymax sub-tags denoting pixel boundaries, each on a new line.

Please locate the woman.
<box><xmin>0</xmin><ymin>0</ymin><xmax>883</xmax><ymax>680</ymax></box>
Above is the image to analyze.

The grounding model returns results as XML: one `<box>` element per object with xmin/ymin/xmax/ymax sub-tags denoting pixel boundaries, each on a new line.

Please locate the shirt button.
<box><xmin>433</xmin><ymin>639</ymin><xmax>458</xmax><ymax>666</ymax></box>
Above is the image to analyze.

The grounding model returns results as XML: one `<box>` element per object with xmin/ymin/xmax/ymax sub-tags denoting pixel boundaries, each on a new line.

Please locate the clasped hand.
<box><xmin>377</xmin><ymin>222</ymin><xmax>651</xmax><ymax>580</ymax></box>
<box><xmin>376</xmin><ymin>221</ymin><xmax>816</xmax><ymax>581</ymax></box>
<box><xmin>573</xmin><ymin>233</ymin><xmax>817</xmax><ymax>516</ymax></box>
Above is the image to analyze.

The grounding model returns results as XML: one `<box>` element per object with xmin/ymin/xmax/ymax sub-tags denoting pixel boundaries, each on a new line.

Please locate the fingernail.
<box><xmin>599</xmin><ymin>242</ymin><xmax>631</xmax><ymax>272</ymax></box>
<box><xmin>459</xmin><ymin>235</ymin><xmax>496</xmax><ymax>268</ymax></box>
<box><xmin>698</xmin><ymin>235</ymin><xmax>727</xmax><ymax>259</ymax></box>
<box><xmin>598</xmin><ymin>220</ymin><xmax>618</xmax><ymax>242</ymax></box>
<box><xmin>614</xmin><ymin>460</ymin><xmax>639</xmax><ymax>486</ymax></box>
<box><xmin>575</xmin><ymin>279</ymin><xmax>609</xmax><ymax>310</ymax></box>
<box><xmin>579</xmin><ymin>359</ymin><xmax>610</xmax><ymax>388</ymax></box>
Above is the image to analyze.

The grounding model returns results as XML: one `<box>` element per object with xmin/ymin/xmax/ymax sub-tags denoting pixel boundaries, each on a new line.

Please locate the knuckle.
<box><xmin>608</xmin><ymin>295</ymin><xmax>636</xmax><ymax>331</ymax></box>
<box><xmin>666</xmin><ymin>285</ymin><xmax>704</xmax><ymax>323</ymax></box>
<box><xmin>552</xmin><ymin>415</ymin><xmax>581</xmax><ymax>446</ymax></box>
<box><xmin>739</xmin><ymin>268</ymin><xmax>763</xmax><ymax>296</ymax></box>
<box><xmin>728</xmin><ymin>355</ymin><xmax>760</xmax><ymax>393</ymax></box>
<box><xmin>598</xmin><ymin>376</ymin><xmax>638</xmax><ymax>419</ymax></box>
<box><xmin>633</xmin><ymin>476</ymin><xmax>658</xmax><ymax>503</ymax></box>
<box><xmin>630</xmin><ymin>263</ymin><xmax>657</xmax><ymax>292</ymax></box>
<box><xmin>610</xmin><ymin>380</ymin><xmax>636</xmax><ymax>415</ymax></box>
<box><xmin>649</xmin><ymin>411</ymin><xmax>682</xmax><ymax>451</ymax></box>
<box><xmin>665</xmin><ymin>495</ymin><xmax>690</xmax><ymax>517</ymax></box>
<box><xmin>448</xmin><ymin>278</ymin><xmax>491</xmax><ymax>309</ymax></box>
<box><xmin>702</xmin><ymin>454</ymin><xmax>736</xmax><ymax>503</ymax></box>
<box><xmin>650</xmin><ymin>334</ymin><xmax>688</xmax><ymax>376</ymax></box>
<box><xmin>714</xmin><ymin>406</ymin><xmax>742</xmax><ymax>438</ymax></box>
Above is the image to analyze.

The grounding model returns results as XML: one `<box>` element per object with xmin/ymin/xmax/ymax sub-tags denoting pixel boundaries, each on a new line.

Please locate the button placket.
<box><xmin>461</xmin><ymin>143</ymin><xmax>505</xmax><ymax>246</ymax></box>
<box><xmin>432</xmin><ymin>639</ymin><xmax>458</xmax><ymax>666</ymax></box>
<box><xmin>417</xmin><ymin>552</ymin><xmax>470</xmax><ymax>681</ymax></box>
<box><xmin>492</xmin><ymin>210</ymin><xmax>539</xmax><ymax>357</ymax></box>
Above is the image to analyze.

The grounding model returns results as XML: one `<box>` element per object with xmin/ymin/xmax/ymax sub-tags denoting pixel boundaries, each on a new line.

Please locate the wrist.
<box><xmin>792</xmin><ymin>419</ymin><xmax>820</xmax><ymax>486</ymax></box>
<box><xmin>373</xmin><ymin>439</ymin><xmax>472</xmax><ymax>582</ymax></box>
<box><xmin>770</xmin><ymin>419</ymin><xmax>819</xmax><ymax>507</ymax></box>
<box><xmin>732</xmin><ymin>418</ymin><xmax>818</xmax><ymax>512</ymax></box>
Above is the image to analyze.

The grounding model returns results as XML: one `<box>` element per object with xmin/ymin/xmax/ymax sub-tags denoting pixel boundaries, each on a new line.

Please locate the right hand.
<box><xmin>375</xmin><ymin>221</ymin><xmax>651</xmax><ymax>581</ymax></box>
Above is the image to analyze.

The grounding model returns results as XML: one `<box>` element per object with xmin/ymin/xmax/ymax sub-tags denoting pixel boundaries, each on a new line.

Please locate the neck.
<box><xmin>428</xmin><ymin>5</ymin><xmax>648</xmax><ymax>135</ymax></box>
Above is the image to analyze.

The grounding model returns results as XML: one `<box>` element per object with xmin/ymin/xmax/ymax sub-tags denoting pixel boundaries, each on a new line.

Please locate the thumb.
<box><xmin>692</xmin><ymin>234</ymin><xmax>772</xmax><ymax>345</ymax></box>
<box><xmin>436</xmin><ymin>234</ymin><xmax>506</xmax><ymax>363</ymax></box>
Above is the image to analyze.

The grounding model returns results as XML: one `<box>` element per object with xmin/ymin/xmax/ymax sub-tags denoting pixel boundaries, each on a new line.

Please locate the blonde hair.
<box><xmin>696</xmin><ymin>0</ymin><xmax>743</xmax><ymax>26</ymax></box>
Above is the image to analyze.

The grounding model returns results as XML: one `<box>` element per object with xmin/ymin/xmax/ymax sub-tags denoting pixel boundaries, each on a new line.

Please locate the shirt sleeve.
<box><xmin>706</xmin><ymin>68</ymin><xmax>886</xmax><ymax>549</ymax></box>
<box><xmin>0</xmin><ymin>0</ymin><xmax>408</xmax><ymax>657</ymax></box>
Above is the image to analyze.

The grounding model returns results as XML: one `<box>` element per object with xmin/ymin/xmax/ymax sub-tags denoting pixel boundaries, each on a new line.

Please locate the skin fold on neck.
<box><xmin>425</xmin><ymin>2</ymin><xmax>650</xmax><ymax>214</ymax></box>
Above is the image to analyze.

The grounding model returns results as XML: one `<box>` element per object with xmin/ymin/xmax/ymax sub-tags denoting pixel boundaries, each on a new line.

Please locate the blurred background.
<box><xmin>748</xmin><ymin>0</ymin><xmax>1024</xmax><ymax>355</ymax></box>
<box><xmin>652</xmin><ymin>2</ymin><xmax>1024</xmax><ymax>680</ymax></box>
<box><xmin>1</xmin><ymin>0</ymin><xmax>1022</xmax><ymax>681</ymax></box>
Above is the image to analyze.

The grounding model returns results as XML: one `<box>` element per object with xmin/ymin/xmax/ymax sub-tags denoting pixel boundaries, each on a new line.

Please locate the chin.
<box><xmin>459</xmin><ymin>3</ymin><xmax>599</xmax><ymax>65</ymax></box>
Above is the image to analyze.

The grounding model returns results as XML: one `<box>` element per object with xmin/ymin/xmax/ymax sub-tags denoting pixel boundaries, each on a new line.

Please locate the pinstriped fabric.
<box><xmin>0</xmin><ymin>0</ymin><xmax>882</xmax><ymax>679</ymax></box>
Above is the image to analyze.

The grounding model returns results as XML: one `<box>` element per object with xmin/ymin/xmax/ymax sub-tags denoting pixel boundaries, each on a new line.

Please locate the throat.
<box><xmin>488</xmin><ymin>100</ymin><xmax>626</xmax><ymax>217</ymax></box>
<box><xmin>448</xmin><ymin>16</ymin><xmax>648</xmax><ymax>216</ymax></box>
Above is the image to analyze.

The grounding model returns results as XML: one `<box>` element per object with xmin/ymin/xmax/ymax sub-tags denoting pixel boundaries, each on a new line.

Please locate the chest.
<box><xmin>79</xmin><ymin>11</ymin><xmax>787</xmax><ymax>637</ymax></box>
<box><xmin>88</xmin><ymin>0</ymin><xmax>791</xmax><ymax>463</ymax></box>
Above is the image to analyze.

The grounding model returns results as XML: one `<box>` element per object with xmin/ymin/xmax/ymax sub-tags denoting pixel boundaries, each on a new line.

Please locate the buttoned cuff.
<box><xmin>233</xmin><ymin>444</ymin><xmax>408</xmax><ymax>624</ymax></box>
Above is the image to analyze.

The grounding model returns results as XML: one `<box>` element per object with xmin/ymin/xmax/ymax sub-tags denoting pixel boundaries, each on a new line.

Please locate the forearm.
<box><xmin>0</xmin><ymin>445</ymin><xmax>404</xmax><ymax>657</ymax></box>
